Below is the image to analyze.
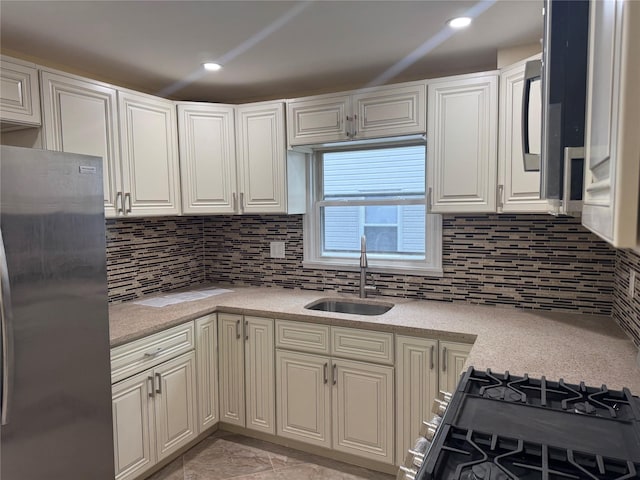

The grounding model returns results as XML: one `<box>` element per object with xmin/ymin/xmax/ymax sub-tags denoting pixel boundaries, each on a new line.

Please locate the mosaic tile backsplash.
<box><xmin>613</xmin><ymin>249</ymin><xmax>640</xmax><ymax>347</ymax></box>
<box><xmin>202</xmin><ymin>214</ymin><xmax>616</xmax><ymax>315</ymax></box>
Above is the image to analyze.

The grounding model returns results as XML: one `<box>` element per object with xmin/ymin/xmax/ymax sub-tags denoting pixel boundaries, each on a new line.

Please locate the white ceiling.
<box><xmin>0</xmin><ymin>0</ymin><xmax>543</xmax><ymax>103</ymax></box>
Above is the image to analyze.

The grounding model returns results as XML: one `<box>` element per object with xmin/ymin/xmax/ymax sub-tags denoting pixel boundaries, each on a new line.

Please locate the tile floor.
<box><xmin>147</xmin><ymin>431</ymin><xmax>396</xmax><ymax>480</ymax></box>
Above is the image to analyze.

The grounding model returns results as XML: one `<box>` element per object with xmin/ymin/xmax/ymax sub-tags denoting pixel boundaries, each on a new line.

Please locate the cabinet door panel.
<box><xmin>428</xmin><ymin>74</ymin><xmax>498</xmax><ymax>213</ymax></box>
<box><xmin>118</xmin><ymin>91</ymin><xmax>180</xmax><ymax>216</ymax></box>
<box><xmin>287</xmin><ymin>95</ymin><xmax>350</xmax><ymax>146</ymax></box>
<box><xmin>154</xmin><ymin>352</ymin><xmax>197</xmax><ymax>461</ymax></box>
<box><xmin>276</xmin><ymin>350</ymin><xmax>331</xmax><ymax>449</ymax></box>
<box><xmin>0</xmin><ymin>58</ymin><xmax>41</xmax><ymax>126</ymax></box>
<box><xmin>498</xmin><ymin>60</ymin><xmax>546</xmax><ymax>213</ymax></box>
<box><xmin>236</xmin><ymin>102</ymin><xmax>287</xmax><ymax>213</ymax></box>
<box><xmin>112</xmin><ymin>372</ymin><xmax>155</xmax><ymax>480</ymax></box>
<box><xmin>245</xmin><ymin>317</ymin><xmax>275</xmax><ymax>434</ymax></box>
<box><xmin>332</xmin><ymin>359</ymin><xmax>394</xmax><ymax>464</ymax></box>
<box><xmin>41</xmin><ymin>71</ymin><xmax>121</xmax><ymax>217</ymax></box>
<box><xmin>396</xmin><ymin>336</ymin><xmax>438</xmax><ymax>465</ymax></box>
<box><xmin>218</xmin><ymin>313</ymin><xmax>245</xmax><ymax>426</ymax></box>
<box><xmin>439</xmin><ymin>341</ymin><xmax>472</xmax><ymax>395</ymax></box>
<box><xmin>196</xmin><ymin>314</ymin><xmax>219</xmax><ymax>432</ymax></box>
<box><xmin>177</xmin><ymin>103</ymin><xmax>237</xmax><ymax>214</ymax></box>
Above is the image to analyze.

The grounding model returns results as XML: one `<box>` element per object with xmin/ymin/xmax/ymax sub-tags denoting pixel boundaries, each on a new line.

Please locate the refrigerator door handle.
<box><xmin>0</xmin><ymin>229</ymin><xmax>15</xmax><ymax>426</ymax></box>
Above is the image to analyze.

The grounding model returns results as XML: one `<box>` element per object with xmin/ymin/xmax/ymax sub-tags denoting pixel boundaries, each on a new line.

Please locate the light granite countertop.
<box><xmin>109</xmin><ymin>286</ymin><xmax>640</xmax><ymax>392</ymax></box>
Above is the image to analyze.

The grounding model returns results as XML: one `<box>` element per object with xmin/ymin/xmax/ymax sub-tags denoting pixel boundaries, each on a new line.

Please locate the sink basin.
<box><xmin>304</xmin><ymin>298</ymin><xmax>393</xmax><ymax>316</ymax></box>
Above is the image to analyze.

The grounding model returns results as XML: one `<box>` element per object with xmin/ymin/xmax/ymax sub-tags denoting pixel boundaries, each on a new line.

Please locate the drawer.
<box><xmin>276</xmin><ymin>319</ymin><xmax>330</xmax><ymax>355</ymax></box>
<box><xmin>331</xmin><ymin>327</ymin><xmax>393</xmax><ymax>365</ymax></box>
<box><xmin>111</xmin><ymin>322</ymin><xmax>195</xmax><ymax>383</ymax></box>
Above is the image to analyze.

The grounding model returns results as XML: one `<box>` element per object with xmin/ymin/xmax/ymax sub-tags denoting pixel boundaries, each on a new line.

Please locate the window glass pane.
<box><xmin>365</xmin><ymin>206</ymin><xmax>397</xmax><ymax>225</ymax></box>
<box><xmin>364</xmin><ymin>226</ymin><xmax>398</xmax><ymax>253</ymax></box>
<box><xmin>322</xmin><ymin>205</ymin><xmax>361</xmax><ymax>252</ymax></box>
<box><xmin>323</xmin><ymin>145</ymin><xmax>425</xmax><ymax>199</ymax></box>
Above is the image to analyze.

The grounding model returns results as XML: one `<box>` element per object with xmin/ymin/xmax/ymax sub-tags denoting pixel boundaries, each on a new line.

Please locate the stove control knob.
<box><xmin>432</xmin><ymin>398</ymin><xmax>448</xmax><ymax>416</ymax></box>
<box><xmin>422</xmin><ymin>420</ymin><xmax>438</xmax><ymax>441</ymax></box>
<box><xmin>441</xmin><ymin>391</ymin><xmax>452</xmax><ymax>402</ymax></box>
<box><xmin>399</xmin><ymin>465</ymin><xmax>417</xmax><ymax>479</ymax></box>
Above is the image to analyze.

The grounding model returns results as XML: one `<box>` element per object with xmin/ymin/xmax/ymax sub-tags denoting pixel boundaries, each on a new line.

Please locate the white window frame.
<box><xmin>303</xmin><ymin>142</ymin><xmax>443</xmax><ymax>276</ymax></box>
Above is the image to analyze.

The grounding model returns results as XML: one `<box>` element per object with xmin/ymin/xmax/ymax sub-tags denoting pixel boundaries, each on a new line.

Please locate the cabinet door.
<box><xmin>177</xmin><ymin>103</ymin><xmax>237</xmax><ymax>214</ymax></box>
<box><xmin>112</xmin><ymin>371</ymin><xmax>155</xmax><ymax>480</ymax></box>
<box><xmin>438</xmin><ymin>341</ymin><xmax>472</xmax><ymax>395</ymax></box>
<box><xmin>244</xmin><ymin>316</ymin><xmax>275</xmax><ymax>434</ymax></box>
<box><xmin>40</xmin><ymin>70</ymin><xmax>122</xmax><ymax>217</ymax></box>
<box><xmin>0</xmin><ymin>58</ymin><xmax>41</xmax><ymax>127</ymax></box>
<box><xmin>582</xmin><ymin>0</ymin><xmax>640</xmax><ymax>247</ymax></box>
<box><xmin>353</xmin><ymin>82</ymin><xmax>426</xmax><ymax>140</ymax></box>
<box><xmin>195</xmin><ymin>314</ymin><xmax>219</xmax><ymax>432</ymax></box>
<box><xmin>498</xmin><ymin>59</ymin><xmax>546</xmax><ymax>213</ymax></box>
<box><xmin>287</xmin><ymin>95</ymin><xmax>351</xmax><ymax>146</ymax></box>
<box><xmin>276</xmin><ymin>350</ymin><xmax>331</xmax><ymax>449</ymax></box>
<box><xmin>427</xmin><ymin>73</ymin><xmax>498</xmax><ymax>213</ymax></box>
<box><xmin>395</xmin><ymin>336</ymin><xmax>438</xmax><ymax>466</ymax></box>
<box><xmin>218</xmin><ymin>313</ymin><xmax>245</xmax><ymax>426</ymax></box>
<box><xmin>118</xmin><ymin>90</ymin><xmax>181</xmax><ymax>216</ymax></box>
<box><xmin>236</xmin><ymin>101</ymin><xmax>287</xmax><ymax>213</ymax></box>
<box><xmin>153</xmin><ymin>351</ymin><xmax>197</xmax><ymax>461</ymax></box>
<box><xmin>332</xmin><ymin>359</ymin><xmax>394</xmax><ymax>464</ymax></box>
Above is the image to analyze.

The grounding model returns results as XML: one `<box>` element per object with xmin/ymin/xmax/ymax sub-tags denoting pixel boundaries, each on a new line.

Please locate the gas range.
<box><xmin>402</xmin><ymin>368</ymin><xmax>640</xmax><ymax>480</ymax></box>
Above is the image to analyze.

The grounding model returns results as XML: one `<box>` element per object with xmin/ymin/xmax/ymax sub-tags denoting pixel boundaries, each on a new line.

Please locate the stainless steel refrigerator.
<box><xmin>0</xmin><ymin>145</ymin><xmax>115</xmax><ymax>479</ymax></box>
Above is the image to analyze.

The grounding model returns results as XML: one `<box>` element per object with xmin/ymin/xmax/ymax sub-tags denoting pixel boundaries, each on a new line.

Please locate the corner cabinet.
<box><xmin>218</xmin><ymin>313</ymin><xmax>276</xmax><ymax>434</ymax></box>
<box><xmin>0</xmin><ymin>56</ymin><xmax>41</xmax><ymax>129</ymax></box>
<box><xmin>118</xmin><ymin>90</ymin><xmax>181</xmax><ymax>216</ymax></box>
<box><xmin>286</xmin><ymin>80</ymin><xmax>426</xmax><ymax>146</ymax></box>
<box><xmin>40</xmin><ymin>70</ymin><xmax>122</xmax><ymax>217</ymax></box>
<box><xmin>582</xmin><ymin>0</ymin><xmax>640</xmax><ymax>249</ymax></box>
<box><xmin>497</xmin><ymin>56</ymin><xmax>547</xmax><ymax>213</ymax></box>
<box><xmin>195</xmin><ymin>315</ymin><xmax>219</xmax><ymax>431</ymax></box>
<box><xmin>427</xmin><ymin>72</ymin><xmax>498</xmax><ymax>213</ymax></box>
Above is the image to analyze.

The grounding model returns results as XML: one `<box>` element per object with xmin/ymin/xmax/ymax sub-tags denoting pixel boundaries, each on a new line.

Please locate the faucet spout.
<box><xmin>359</xmin><ymin>235</ymin><xmax>368</xmax><ymax>298</ymax></box>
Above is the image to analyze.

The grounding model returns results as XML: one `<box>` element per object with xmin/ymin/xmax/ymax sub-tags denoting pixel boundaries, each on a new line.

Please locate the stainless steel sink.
<box><xmin>304</xmin><ymin>298</ymin><xmax>393</xmax><ymax>316</ymax></box>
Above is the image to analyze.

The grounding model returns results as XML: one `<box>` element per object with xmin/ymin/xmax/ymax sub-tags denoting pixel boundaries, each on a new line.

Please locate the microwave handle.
<box><xmin>522</xmin><ymin>59</ymin><xmax>542</xmax><ymax>172</ymax></box>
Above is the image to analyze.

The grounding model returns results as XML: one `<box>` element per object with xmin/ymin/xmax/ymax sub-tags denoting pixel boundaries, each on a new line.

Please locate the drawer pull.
<box><xmin>143</xmin><ymin>347</ymin><xmax>164</xmax><ymax>358</ymax></box>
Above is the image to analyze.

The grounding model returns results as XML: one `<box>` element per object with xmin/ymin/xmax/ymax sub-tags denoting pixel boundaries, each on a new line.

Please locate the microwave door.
<box><xmin>522</xmin><ymin>59</ymin><xmax>542</xmax><ymax>172</ymax></box>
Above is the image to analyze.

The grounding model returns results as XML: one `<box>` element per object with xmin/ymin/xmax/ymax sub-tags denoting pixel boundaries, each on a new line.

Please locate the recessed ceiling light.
<box><xmin>203</xmin><ymin>62</ymin><xmax>222</xmax><ymax>72</ymax></box>
<box><xmin>447</xmin><ymin>17</ymin><xmax>472</xmax><ymax>29</ymax></box>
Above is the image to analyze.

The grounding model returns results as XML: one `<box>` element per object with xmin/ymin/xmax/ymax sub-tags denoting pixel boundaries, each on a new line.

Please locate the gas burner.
<box><xmin>461</xmin><ymin>462</ymin><xmax>510</xmax><ymax>480</ymax></box>
<box><xmin>573</xmin><ymin>401</ymin><xmax>597</xmax><ymax>415</ymax></box>
<box><xmin>485</xmin><ymin>386</ymin><xmax>524</xmax><ymax>403</ymax></box>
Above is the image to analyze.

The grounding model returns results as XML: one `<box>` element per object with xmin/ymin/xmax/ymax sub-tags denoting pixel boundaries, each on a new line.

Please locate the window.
<box><xmin>304</xmin><ymin>143</ymin><xmax>442</xmax><ymax>275</ymax></box>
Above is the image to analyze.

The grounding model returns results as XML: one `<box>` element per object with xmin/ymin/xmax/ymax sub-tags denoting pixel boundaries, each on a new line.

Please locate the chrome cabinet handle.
<box><xmin>345</xmin><ymin>115</ymin><xmax>352</xmax><ymax>138</ymax></box>
<box><xmin>0</xmin><ymin>230</ymin><xmax>14</xmax><ymax>426</ymax></box>
<box><xmin>235</xmin><ymin>319</ymin><xmax>241</xmax><ymax>339</ymax></box>
<box><xmin>442</xmin><ymin>347</ymin><xmax>447</xmax><ymax>372</ymax></box>
<box><xmin>116</xmin><ymin>191</ymin><xmax>123</xmax><ymax>213</ymax></box>
<box><xmin>148</xmin><ymin>376</ymin><xmax>155</xmax><ymax>398</ymax></box>
<box><xmin>332</xmin><ymin>363</ymin><xmax>337</xmax><ymax>385</ymax></box>
<box><xmin>232</xmin><ymin>192</ymin><xmax>237</xmax><ymax>212</ymax></box>
<box><xmin>323</xmin><ymin>363</ymin><xmax>328</xmax><ymax>384</ymax></box>
<box><xmin>125</xmin><ymin>192</ymin><xmax>132</xmax><ymax>214</ymax></box>
<box><xmin>430</xmin><ymin>345</ymin><xmax>434</xmax><ymax>370</ymax></box>
<box><xmin>239</xmin><ymin>192</ymin><xmax>244</xmax><ymax>213</ymax></box>
<box><xmin>155</xmin><ymin>373</ymin><xmax>162</xmax><ymax>394</ymax></box>
<box><xmin>244</xmin><ymin>320</ymin><xmax>249</xmax><ymax>341</ymax></box>
<box><xmin>143</xmin><ymin>347</ymin><xmax>163</xmax><ymax>358</ymax></box>
<box><xmin>497</xmin><ymin>184</ymin><xmax>504</xmax><ymax>209</ymax></box>
<box><xmin>427</xmin><ymin>187</ymin><xmax>433</xmax><ymax>212</ymax></box>
<box><xmin>352</xmin><ymin>113</ymin><xmax>358</xmax><ymax>138</ymax></box>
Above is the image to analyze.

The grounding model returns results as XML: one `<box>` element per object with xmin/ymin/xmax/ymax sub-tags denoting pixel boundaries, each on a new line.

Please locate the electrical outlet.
<box><xmin>629</xmin><ymin>270</ymin><xmax>636</xmax><ymax>299</ymax></box>
<box><xmin>269</xmin><ymin>241</ymin><xmax>285</xmax><ymax>259</ymax></box>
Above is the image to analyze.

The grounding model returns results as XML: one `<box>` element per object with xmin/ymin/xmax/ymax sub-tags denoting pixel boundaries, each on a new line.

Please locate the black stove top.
<box><xmin>419</xmin><ymin>368</ymin><xmax>640</xmax><ymax>480</ymax></box>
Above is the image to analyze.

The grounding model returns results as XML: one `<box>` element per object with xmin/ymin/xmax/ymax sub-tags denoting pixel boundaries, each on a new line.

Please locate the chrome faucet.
<box><xmin>359</xmin><ymin>235</ymin><xmax>375</xmax><ymax>298</ymax></box>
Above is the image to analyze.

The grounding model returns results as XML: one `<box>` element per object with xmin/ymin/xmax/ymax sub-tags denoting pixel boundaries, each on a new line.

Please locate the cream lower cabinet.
<box><xmin>112</xmin><ymin>351</ymin><xmax>197</xmax><ymax>480</ymax></box>
<box><xmin>195</xmin><ymin>315</ymin><xmax>219</xmax><ymax>432</ymax></box>
<box><xmin>395</xmin><ymin>336</ymin><xmax>438</xmax><ymax>466</ymax></box>
<box><xmin>439</xmin><ymin>341</ymin><xmax>472</xmax><ymax>395</ymax></box>
<box><xmin>218</xmin><ymin>313</ymin><xmax>275</xmax><ymax>434</ymax></box>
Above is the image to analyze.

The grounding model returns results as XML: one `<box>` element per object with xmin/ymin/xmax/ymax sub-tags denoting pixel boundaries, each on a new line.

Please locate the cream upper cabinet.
<box><xmin>582</xmin><ymin>0</ymin><xmax>640</xmax><ymax>249</ymax></box>
<box><xmin>177</xmin><ymin>103</ymin><xmax>237</xmax><ymax>214</ymax></box>
<box><xmin>40</xmin><ymin>70</ymin><xmax>122</xmax><ymax>217</ymax></box>
<box><xmin>427</xmin><ymin>72</ymin><xmax>498</xmax><ymax>213</ymax></box>
<box><xmin>498</xmin><ymin>57</ymin><xmax>547</xmax><ymax>213</ymax></box>
<box><xmin>438</xmin><ymin>341</ymin><xmax>471</xmax><ymax>395</ymax></box>
<box><xmin>118</xmin><ymin>90</ymin><xmax>181</xmax><ymax>216</ymax></box>
<box><xmin>395</xmin><ymin>336</ymin><xmax>438</xmax><ymax>466</ymax></box>
<box><xmin>332</xmin><ymin>358</ymin><xmax>394</xmax><ymax>464</ymax></box>
<box><xmin>0</xmin><ymin>56</ymin><xmax>41</xmax><ymax>128</ymax></box>
<box><xmin>287</xmin><ymin>81</ymin><xmax>426</xmax><ymax>147</ymax></box>
<box><xmin>195</xmin><ymin>315</ymin><xmax>219</xmax><ymax>432</ymax></box>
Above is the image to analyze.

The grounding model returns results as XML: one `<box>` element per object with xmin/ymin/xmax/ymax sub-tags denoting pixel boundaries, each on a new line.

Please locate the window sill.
<box><xmin>302</xmin><ymin>259</ymin><xmax>444</xmax><ymax>277</ymax></box>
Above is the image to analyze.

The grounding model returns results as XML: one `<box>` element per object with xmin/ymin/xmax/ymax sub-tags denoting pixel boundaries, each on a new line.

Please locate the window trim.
<box><xmin>302</xmin><ymin>143</ymin><xmax>443</xmax><ymax>277</ymax></box>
